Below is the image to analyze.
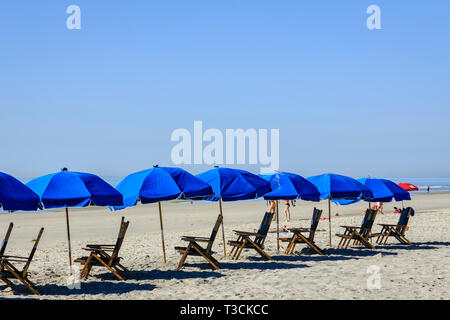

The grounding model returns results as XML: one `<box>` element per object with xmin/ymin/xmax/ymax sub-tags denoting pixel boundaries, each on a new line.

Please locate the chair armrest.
<box><xmin>378</xmin><ymin>224</ymin><xmax>397</xmax><ymax>227</ymax></box>
<box><xmin>86</xmin><ymin>244</ymin><xmax>115</xmax><ymax>248</ymax></box>
<box><xmin>0</xmin><ymin>255</ymin><xmax>28</xmax><ymax>260</ymax></box>
<box><xmin>340</xmin><ymin>225</ymin><xmax>361</xmax><ymax>229</ymax></box>
<box><xmin>232</xmin><ymin>230</ymin><xmax>258</xmax><ymax>236</ymax></box>
<box><xmin>181</xmin><ymin>236</ymin><xmax>210</xmax><ymax>242</ymax></box>
<box><xmin>83</xmin><ymin>247</ymin><xmax>114</xmax><ymax>252</ymax></box>
<box><xmin>289</xmin><ymin>227</ymin><xmax>310</xmax><ymax>233</ymax></box>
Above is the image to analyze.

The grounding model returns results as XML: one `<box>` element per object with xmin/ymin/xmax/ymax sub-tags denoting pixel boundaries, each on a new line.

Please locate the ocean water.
<box><xmin>383</xmin><ymin>178</ymin><xmax>450</xmax><ymax>193</ymax></box>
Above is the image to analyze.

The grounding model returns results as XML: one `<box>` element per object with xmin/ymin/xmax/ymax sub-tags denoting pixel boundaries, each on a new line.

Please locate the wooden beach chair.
<box><xmin>374</xmin><ymin>207</ymin><xmax>415</xmax><ymax>245</ymax></box>
<box><xmin>227</xmin><ymin>211</ymin><xmax>275</xmax><ymax>261</ymax></box>
<box><xmin>281</xmin><ymin>208</ymin><xmax>324</xmax><ymax>255</ymax></box>
<box><xmin>75</xmin><ymin>217</ymin><xmax>129</xmax><ymax>280</ymax></box>
<box><xmin>0</xmin><ymin>225</ymin><xmax>44</xmax><ymax>295</ymax></box>
<box><xmin>175</xmin><ymin>214</ymin><xmax>223</xmax><ymax>270</ymax></box>
<box><xmin>336</xmin><ymin>209</ymin><xmax>377</xmax><ymax>249</ymax></box>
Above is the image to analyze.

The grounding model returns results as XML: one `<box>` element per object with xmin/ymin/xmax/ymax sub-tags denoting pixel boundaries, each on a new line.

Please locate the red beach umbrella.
<box><xmin>397</xmin><ymin>183</ymin><xmax>419</xmax><ymax>191</ymax></box>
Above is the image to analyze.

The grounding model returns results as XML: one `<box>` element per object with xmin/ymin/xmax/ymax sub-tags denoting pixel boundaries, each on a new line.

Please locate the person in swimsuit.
<box><xmin>284</xmin><ymin>200</ymin><xmax>291</xmax><ymax>222</ymax></box>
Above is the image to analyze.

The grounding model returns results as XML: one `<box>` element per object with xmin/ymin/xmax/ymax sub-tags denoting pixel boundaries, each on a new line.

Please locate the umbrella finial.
<box><xmin>153</xmin><ymin>164</ymin><xmax>159</xmax><ymax>168</ymax></box>
<box><xmin>61</xmin><ymin>167</ymin><xmax>68</xmax><ymax>172</ymax></box>
<box><xmin>214</xmin><ymin>165</ymin><xmax>220</xmax><ymax>168</ymax></box>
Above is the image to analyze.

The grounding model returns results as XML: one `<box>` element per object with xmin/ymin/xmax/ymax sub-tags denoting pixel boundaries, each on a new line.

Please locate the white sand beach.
<box><xmin>0</xmin><ymin>192</ymin><xmax>449</xmax><ymax>300</ymax></box>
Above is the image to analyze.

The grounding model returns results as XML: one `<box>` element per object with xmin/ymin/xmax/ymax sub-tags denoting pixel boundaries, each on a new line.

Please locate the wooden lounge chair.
<box><xmin>0</xmin><ymin>224</ymin><xmax>44</xmax><ymax>295</ymax></box>
<box><xmin>336</xmin><ymin>209</ymin><xmax>377</xmax><ymax>249</ymax></box>
<box><xmin>75</xmin><ymin>217</ymin><xmax>129</xmax><ymax>280</ymax></box>
<box><xmin>281</xmin><ymin>208</ymin><xmax>324</xmax><ymax>255</ymax></box>
<box><xmin>175</xmin><ymin>214</ymin><xmax>223</xmax><ymax>270</ymax></box>
<box><xmin>227</xmin><ymin>211</ymin><xmax>275</xmax><ymax>261</ymax></box>
<box><xmin>374</xmin><ymin>207</ymin><xmax>415</xmax><ymax>245</ymax></box>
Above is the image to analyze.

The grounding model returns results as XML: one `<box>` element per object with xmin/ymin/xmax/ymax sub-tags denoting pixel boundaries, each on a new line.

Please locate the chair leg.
<box><xmin>229</xmin><ymin>244</ymin><xmax>237</xmax><ymax>256</ymax></box>
<box><xmin>246</xmin><ymin>238</ymin><xmax>273</xmax><ymax>260</ymax></box>
<box><xmin>300</xmin><ymin>237</ymin><xmax>324</xmax><ymax>255</ymax></box>
<box><xmin>81</xmin><ymin>254</ymin><xmax>94</xmax><ymax>279</ymax></box>
<box><xmin>191</xmin><ymin>243</ymin><xmax>220</xmax><ymax>270</ymax></box>
<box><xmin>285</xmin><ymin>234</ymin><xmax>298</xmax><ymax>254</ymax></box>
<box><xmin>234</xmin><ymin>240</ymin><xmax>247</xmax><ymax>261</ymax></box>
<box><xmin>355</xmin><ymin>234</ymin><xmax>375</xmax><ymax>249</ymax></box>
<box><xmin>92</xmin><ymin>254</ymin><xmax>124</xmax><ymax>280</ymax></box>
<box><xmin>0</xmin><ymin>275</ymin><xmax>15</xmax><ymax>291</ymax></box>
<box><xmin>177</xmin><ymin>244</ymin><xmax>191</xmax><ymax>270</ymax></box>
<box><xmin>383</xmin><ymin>231</ymin><xmax>391</xmax><ymax>245</ymax></box>
<box><xmin>3</xmin><ymin>262</ymin><xmax>39</xmax><ymax>295</ymax></box>
<box><xmin>115</xmin><ymin>263</ymin><xmax>129</xmax><ymax>272</ymax></box>
<box><xmin>229</xmin><ymin>236</ymin><xmax>242</xmax><ymax>257</ymax></box>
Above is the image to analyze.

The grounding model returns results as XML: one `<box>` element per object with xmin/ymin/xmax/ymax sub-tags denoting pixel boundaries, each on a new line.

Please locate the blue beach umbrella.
<box><xmin>259</xmin><ymin>172</ymin><xmax>320</xmax><ymax>250</ymax></box>
<box><xmin>307</xmin><ymin>173</ymin><xmax>374</xmax><ymax>246</ymax></box>
<box><xmin>0</xmin><ymin>172</ymin><xmax>40</xmax><ymax>211</ymax></box>
<box><xmin>334</xmin><ymin>178</ymin><xmax>411</xmax><ymax>205</ymax></box>
<box><xmin>260</xmin><ymin>172</ymin><xmax>320</xmax><ymax>251</ymax></box>
<box><xmin>27</xmin><ymin>168</ymin><xmax>123</xmax><ymax>273</ymax></box>
<box><xmin>112</xmin><ymin>166</ymin><xmax>214</xmax><ymax>263</ymax></box>
<box><xmin>261</xmin><ymin>172</ymin><xmax>320</xmax><ymax>201</ymax></box>
<box><xmin>197</xmin><ymin>167</ymin><xmax>272</xmax><ymax>255</ymax></box>
<box><xmin>358</xmin><ymin>178</ymin><xmax>411</xmax><ymax>203</ymax></box>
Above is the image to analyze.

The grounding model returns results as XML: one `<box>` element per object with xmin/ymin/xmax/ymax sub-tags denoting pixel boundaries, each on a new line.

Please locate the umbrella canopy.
<box><xmin>0</xmin><ymin>172</ymin><xmax>40</xmax><ymax>211</ymax></box>
<box><xmin>27</xmin><ymin>169</ymin><xmax>123</xmax><ymax>208</ymax></box>
<box><xmin>197</xmin><ymin>167</ymin><xmax>271</xmax><ymax>201</ymax></box>
<box><xmin>260</xmin><ymin>171</ymin><xmax>320</xmax><ymax>252</ymax></box>
<box><xmin>196</xmin><ymin>167</ymin><xmax>272</xmax><ymax>256</ymax></box>
<box><xmin>358</xmin><ymin>178</ymin><xmax>411</xmax><ymax>202</ymax></box>
<box><xmin>112</xmin><ymin>165</ymin><xmax>214</xmax><ymax>264</ymax></box>
<box><xmin>112</xmin><ymin>166</ymin><xmax>214</xmax><ymax>210</ymax></box>
<box><xmin>307</xmin><ymin>173</ymin><xmax>373</xmax><ymax>200</ymax></box>
<box><xmin>398</xmin><ymin>183</ymin><xmax>419</xmax><ymax>192</ymax></box>
<box><xmin>260</xmin><ymin>172</ymin><xmax>320</xmax><ymax>201</ymax></box>
<box><xmin>26</xmin><ymin>168</ymin><xmax>123</xmax><ymax>274</ymax></box>
<box><xmin>307</xmin><ymin>173</ymin><xmax>374</xmax><ymax>247</ymax></box>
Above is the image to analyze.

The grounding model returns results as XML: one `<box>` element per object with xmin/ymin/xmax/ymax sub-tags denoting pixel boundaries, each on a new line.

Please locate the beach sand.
<box><xmin>0</xmin><ymin>192</ymin><xmax>449</xmax><ymax>299</ymax></box>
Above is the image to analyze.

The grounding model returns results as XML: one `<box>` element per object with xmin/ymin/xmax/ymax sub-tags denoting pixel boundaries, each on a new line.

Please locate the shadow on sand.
<box><xmin>378</xmin><ymin>241</ymin><xmax>450</xmax><ymax>251</ymax></box>
<box><xmin>1</xmin><ymin>280</ymin><xmax>157</xmax><ymax>297</ymax></box>
<box><xmin>184</xmin><ymin>259</ymin><xmax>309</xmax><ymax>271</ymax></box>
<box><xmin>84</xmin><ymin>268</ymin><xmax>223</xmax><ymax>282</ymax></box>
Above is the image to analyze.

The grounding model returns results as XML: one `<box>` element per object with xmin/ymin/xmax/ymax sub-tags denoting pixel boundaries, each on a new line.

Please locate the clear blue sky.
<box><xmin>1</xmin><ymin>1</ymin><xmax>449</xmax><ymax>179</ymax></box>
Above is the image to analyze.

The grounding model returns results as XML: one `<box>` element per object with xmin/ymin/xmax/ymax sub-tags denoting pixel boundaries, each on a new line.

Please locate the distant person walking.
<box><xmin>427</xmin><ymin>185</ymin><xmax>430</xmax><ymax>193</ymax></box>
<box><xmin>284</xmin><ymin>200</ymin><xmax>291</xmax><ymax>222</ymax></box>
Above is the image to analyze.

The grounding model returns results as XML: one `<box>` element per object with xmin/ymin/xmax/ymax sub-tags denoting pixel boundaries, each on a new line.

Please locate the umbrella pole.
<box><xmin>219</xmin><ymin>198</ymin><xmax>226</xmax><ymax>256</ymax></box>
<box><xmin>65</xmin><ymin>207</ymin><xmax>72</xmax><ymax>275</ymax></box>
<box><xmin>158</xmin><ymin>201</ymin><xmax>167</xmax><ymax>264</ymax></box>
<box><xmin>276</xmin><ymin>201</ymin><xmax>280</xmax><ymax>253</ymax></box>
<box><xmin>328</xmin><ymin>198</ymin><xmax>332</xmax><ymax>247</ymax></box>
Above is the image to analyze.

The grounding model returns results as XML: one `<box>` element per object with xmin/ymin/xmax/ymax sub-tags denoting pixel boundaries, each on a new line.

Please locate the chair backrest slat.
<box><xmin>0</xmin><ymin>223</ymin><xmax>14</xmax><ymax>257</ymax></box>
<box><xmin>110</xmin><ymin>217</ymin><xmax>129</xmax><ymax>263</ymax></box>
<box><xmin>309</xmin><ymin>208</ymin><xmax>323</xmax><ymax>240</ymax></box>
<box><xmin>22</xmin><ymin>227</ymin><xmax>44</xmax><ymax>276</ymax></box>
<box><xmin>205</xmin><ymin>214</ymin><xmax>223</xmax><ymax>254</ymax></box>
<box><xmin>360</xmin><ymin>209</ymin><xmax>377</xmax><ymax>238</ymax></box>
<box><xmin>255</xmin><ymin>211</ymin><xmax>274</xmax><ymax>246</ymax></box>
<box><xmin>396</xmin><ymin>207</ymin><xmax>414</xmax><ymax>234</ymax></box>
